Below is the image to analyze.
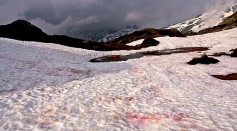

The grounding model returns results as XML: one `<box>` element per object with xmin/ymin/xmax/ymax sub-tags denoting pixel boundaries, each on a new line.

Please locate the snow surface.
<box><xmin>168</xmin><ymin>0</ymin><xmax>237</xmax><ymax>33</ymax></box>
<box><xmin>0</xmin><ymin>28</ymin><xmax>237</xmax><ymax>130</ymax></box>
<box><xmin>126</xmin><ymin>39</ymin><xmax>144</xmax><ymax>46</ymax></box>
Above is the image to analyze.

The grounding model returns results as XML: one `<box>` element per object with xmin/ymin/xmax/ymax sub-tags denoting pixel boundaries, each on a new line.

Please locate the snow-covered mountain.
<box><xmin>101</xmin><ymin>25</ymin><xmax>139</xmax><ymax>42</ymax></box>
<box><xmin>77</xmin><ymin>25</ymin><xmax>139</xmax><ymax>42</ymax></box>
<box><xmin>168</xmin><ymin>0</ymin><xmax>237</xmax><ymax>33</ymax></box>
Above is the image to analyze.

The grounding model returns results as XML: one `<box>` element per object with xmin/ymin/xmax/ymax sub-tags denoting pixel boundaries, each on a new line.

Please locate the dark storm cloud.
<box><xmin>0</xmin><ymin>0</ymin><xmax>218</xmax><ymax>35</ymax></box>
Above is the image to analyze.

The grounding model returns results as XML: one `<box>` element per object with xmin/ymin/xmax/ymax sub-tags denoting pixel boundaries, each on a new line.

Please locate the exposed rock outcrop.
<box><xmin>187</xmin><ymin>54</ymin><xmax>220</xmax><ymax>65</ymax></box>
<box><xmin>230</xmin><ymin>48</ymin><xmax>237</xmax><ymax>57</ymax></box>
<box><xmin>140</xmin><ymin>37</ymin><xmax>160</xmax><ymax>46</ymax></box>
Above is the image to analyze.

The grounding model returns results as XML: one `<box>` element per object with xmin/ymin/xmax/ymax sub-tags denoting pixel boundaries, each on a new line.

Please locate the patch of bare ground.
<box><xmin>210</xmin><ymin>52</ymin><xmax>229</xmax><ymax>57</ymax></box>
<box><xmin>210</xmin><ymin>48</ymin><xmax>237</xmax><ymax>57</ymax></box>
<box><xmin>90</xmin><ymin>47</ymin><xmax>209</xmax><ymax>62</ymax></box>
<box><xmin>211</xmin><ymin>73</ymin><xmax>237</xmax><ymax>80</ymax></box>
<box><xmin>142</xmin><ymin>47</ymin><xmax>209</xmax><ymax>55</ymax></box>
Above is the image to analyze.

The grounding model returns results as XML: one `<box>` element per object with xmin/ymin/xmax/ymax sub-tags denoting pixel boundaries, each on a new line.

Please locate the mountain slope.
<box><xmin>100</xmin><ymin>25</ymin><xmax>139</xmax><ymax>42</ymax></box>
<box><xmin>75</xmin><ymin>25</ymin><xmax>139</xmax><ymax>42</ymax></box>
<box><xmin>111</xmin><ymin>28</ymin><xmax>185</xmax><ymax>45</ymax></box>
<box><xmin>168</xmin><ymin>0</ymin><xmax>237</xmax><ymax>33</ymax></box>
<box><xmin>0</xmin><ymin>20</ymin><xmax>112</xmax><ymax>51</ymax></box>
<box><xmin>197</xmin><ymin>12</ymin><xmax>237</xmax><ymax>35</ymax></box>
<box><xmin>0</xmin><ymin>20</ymin><xmax>49</xmax><ymax>41</ymax></box>
<box><xmin>0</xmin><ymin>20</ymin><xmax>157</xmax><ymax>51</ymax></box>
<box><xmin>0</xmin><ymin>20</ymin><xmax>186</xmax><ymax>50</ymax></box>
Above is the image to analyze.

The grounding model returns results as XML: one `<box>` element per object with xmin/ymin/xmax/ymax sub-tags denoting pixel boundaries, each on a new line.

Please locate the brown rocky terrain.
<box><xmin>111</xmin><ymin>28</ymin><xmax>185</xmax><ymax>45</ymax></box>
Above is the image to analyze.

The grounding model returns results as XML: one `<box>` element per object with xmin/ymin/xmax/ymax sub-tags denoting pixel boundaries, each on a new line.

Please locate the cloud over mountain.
<box><xmin>0</xmin><ymin>0</ymin><xmax>222</xmax><ymax>36</ymax></box>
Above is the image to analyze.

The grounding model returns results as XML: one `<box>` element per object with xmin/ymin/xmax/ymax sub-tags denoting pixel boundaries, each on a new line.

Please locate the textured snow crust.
<box><xmin>0</xmin><ymin>28</ymin><xmax>237</xmax><ymax>130</ymax></box>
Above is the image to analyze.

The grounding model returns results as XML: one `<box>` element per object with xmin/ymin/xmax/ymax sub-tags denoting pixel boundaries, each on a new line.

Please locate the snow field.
<box><xmin>0</xmin><ymin>28</ymin><xmax>237</xmax><ymax>130</ymax></box>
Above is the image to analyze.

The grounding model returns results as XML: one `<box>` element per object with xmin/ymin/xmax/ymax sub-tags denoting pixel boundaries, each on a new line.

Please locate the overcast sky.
<box><xmin>0</xmin><ymin>0</ymin><xmax>221</xmax><ymax>36</ymax></box>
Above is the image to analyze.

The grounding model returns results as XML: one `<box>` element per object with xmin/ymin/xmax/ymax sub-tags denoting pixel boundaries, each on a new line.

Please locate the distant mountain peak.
<box><xmin>11</xmin><ymin>19</ymin><xmax>32</xmax><ymax>25</ymax></box>
<box><xmin>0</xmin><ymin>19</ymin><xmax>47</xmax><ymax>41</ymax></box>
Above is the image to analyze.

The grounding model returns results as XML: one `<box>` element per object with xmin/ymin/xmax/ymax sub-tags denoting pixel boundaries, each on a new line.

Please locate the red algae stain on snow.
<box><xmin>148</xmin><ymin>86</ymin><xmax>162</xmax><ymax>94</ymax></box>
<box><xmin>112</xmin><ymin>96</ymin><xmax>134</xmax><ymax>103</ymax></box>
<box><xmin>127</xmin><ymin>112</ymin><xmax>168</xmax><ymax>125</ymax></box>
<box><xmin>111</xmin><ymin>97</ymin><xmax>122</xmax><ymax>101</ymax></box>
<box><xmin>227</xmin><ymin>113</ymin><xmax>237</xmax><ymax>119</ymax></box>
<box><xmin>173</xmin><ymin>113</ymin><xmax>186</xmax><ymax>121</ymax></box>
<box><xmin>55</xmin><ymin>67</ymin><xmax>65</xmax><ymax>71</ymax></box>
<box><xmin>100</xmin><ymin>96</ymin><xmax>135</xmax><ymax>104</ymax></box>
<box><xmin>123</xmin><ymin>97</ymin><xmax>134</xmax><ymax>102</ymax></box>
<box><xmin>131</xmin><ymin>68</ymin><xmax>143</xmax><ymax>73</ymax></box>
<box><xmin>126</xmin><ymin>112</ymin><xmax>189</xmax><ymax>127</ymax></box>
<box><xmin>69</xmin><ymin>68</ymin><xmax>82</xmax><ymax>74</ymax></box>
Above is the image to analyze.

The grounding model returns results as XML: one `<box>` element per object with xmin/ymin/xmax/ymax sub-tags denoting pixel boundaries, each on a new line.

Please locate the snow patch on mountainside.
<box><xmin>76</xmin><ymin>25</ymin><xmax>139</xmax><ymax>42</ymax></box>
<box><xmin>168</xmin><ymin>0</ymin><xmax>237</xmax><ymax>33</ymax></box>
<box><xmin>126</xmin><ymin>39</ymin><xmax>144</xmax><ymax>46</ymax></box>
<box><xmin>0</xmin><ymin>28</ymin><xmax>237</xmax><ymax>130</ymax></box>
<box><xmin>102</xmin><ymin>25</ymin><xmax>139</xmax><ymax>42</ymax></box>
